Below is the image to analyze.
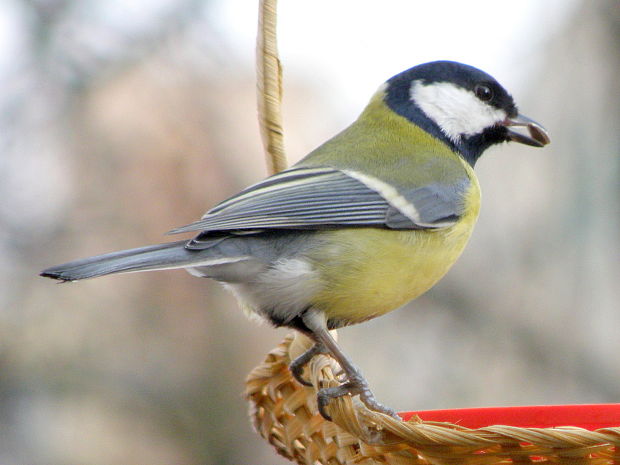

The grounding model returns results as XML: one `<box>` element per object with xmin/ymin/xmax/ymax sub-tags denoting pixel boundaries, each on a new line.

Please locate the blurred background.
<box><xmin>2</xmin><ymin>0</ymin><xmax>619</xmax><ymax>463</ymax></box>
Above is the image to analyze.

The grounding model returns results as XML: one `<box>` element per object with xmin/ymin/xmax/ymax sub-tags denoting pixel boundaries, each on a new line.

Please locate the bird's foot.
<box><xmin>289</xmin><ymin>342</ymin><xmax>328</xmax><ymax>387</ymax></box>
<box><xmin>296</xmin><ymin>310</ymin><xmax>400</xmax><ymax>422</ymax></box>
<box><xmin>317</xmin><ymin>372</ymin><xmax>401</xmax><ymax>421</ymax></box>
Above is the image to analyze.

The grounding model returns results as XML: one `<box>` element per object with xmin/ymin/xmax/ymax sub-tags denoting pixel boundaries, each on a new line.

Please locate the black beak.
<box><xmin>503</xmin><ymin>114</ymin><xmax>550</xmax><ymax>147</ymax></box>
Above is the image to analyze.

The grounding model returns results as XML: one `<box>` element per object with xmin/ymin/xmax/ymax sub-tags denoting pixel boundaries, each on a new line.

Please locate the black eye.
<box><xmin>474</xmin><ymin>84</ymin><xmax>493</xmax><ymax>102</ymax></box>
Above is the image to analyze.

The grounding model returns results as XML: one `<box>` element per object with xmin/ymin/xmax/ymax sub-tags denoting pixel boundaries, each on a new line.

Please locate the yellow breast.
<box><xmin>308</xmin><ymin>168</ymin><xmax>481</xmax><ymax>327</ymax></box>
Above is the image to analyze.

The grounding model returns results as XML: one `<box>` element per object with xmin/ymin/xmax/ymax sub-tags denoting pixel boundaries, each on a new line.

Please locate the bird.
<box><xmin>41</xmin><ymin>60</ymin><xmax>550</xmax><ymax>420</ymax></box>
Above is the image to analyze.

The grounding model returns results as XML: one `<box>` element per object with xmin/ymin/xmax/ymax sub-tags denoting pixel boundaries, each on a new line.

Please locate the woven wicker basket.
<box><xmin>246</xmin><ymin>334</ymin><xmax>620</xmax><ymax>465</ymax></box>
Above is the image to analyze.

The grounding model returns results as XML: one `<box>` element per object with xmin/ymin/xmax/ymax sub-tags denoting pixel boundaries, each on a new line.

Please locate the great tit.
<box><xmin>41</xmin><ymin>61</ymin><xmax>550</xmax><ymax>420</ymax></box>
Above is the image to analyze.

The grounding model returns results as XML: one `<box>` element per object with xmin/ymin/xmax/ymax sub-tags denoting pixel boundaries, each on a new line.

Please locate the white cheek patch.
<box><xmin>410</xmin><ymin>80</ymin><xmax>507</xmax><ymax>143</ymax></box>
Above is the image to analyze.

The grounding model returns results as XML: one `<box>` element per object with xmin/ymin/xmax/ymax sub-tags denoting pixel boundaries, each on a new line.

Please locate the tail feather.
<box><xmin>40</xmin><ymin>240</ymin><xmax>197</xmax><ymax>281</ymax></box>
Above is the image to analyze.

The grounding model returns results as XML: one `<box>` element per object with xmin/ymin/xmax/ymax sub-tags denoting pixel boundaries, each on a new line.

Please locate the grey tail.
<box><xmin>40</xmin><ymin>240</ymin><xmax>195</xmax><ymax>282</ymax></box>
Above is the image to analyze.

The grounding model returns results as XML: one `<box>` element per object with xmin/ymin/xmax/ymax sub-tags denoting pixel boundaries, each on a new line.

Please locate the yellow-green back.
<box><xmin>297</xmin><ymin>88</ymin><xmax>470</xmax><ymax>192</ymax></box>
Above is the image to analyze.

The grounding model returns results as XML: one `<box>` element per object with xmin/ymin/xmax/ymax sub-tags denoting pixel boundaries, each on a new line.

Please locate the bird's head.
<box><xmin>385</xmin><ymin>61</ymin><xmax>550</xmax><ymax>165</ymax></box>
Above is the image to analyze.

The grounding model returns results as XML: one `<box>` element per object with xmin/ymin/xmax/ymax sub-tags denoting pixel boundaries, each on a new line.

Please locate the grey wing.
<box><xmin>384</xmin><ymin>181</ymin><xmax>470</xmax><ymax>229</ymax></box>
<box><xmin>169</xmin><ymin>166</ymin><xmax>469</xmax><ymax>247</ymax></box>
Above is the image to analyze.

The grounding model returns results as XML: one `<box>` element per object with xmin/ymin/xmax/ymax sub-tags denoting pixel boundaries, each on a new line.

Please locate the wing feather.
<box><xmin>168</xmin><ymin>166</ymin><xmax>468</xmax><ymax>242</ymax></box>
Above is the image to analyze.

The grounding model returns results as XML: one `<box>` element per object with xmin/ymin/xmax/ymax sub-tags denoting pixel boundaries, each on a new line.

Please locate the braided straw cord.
<box><xmin>257</xmin><ymin>0</ymin><xmax>287</xmax><ymax>175</ymax></box>
<box><xmin>246</xmin><ymin>334</ymin><xmax>620</xmax><ymax>465</ymax></box>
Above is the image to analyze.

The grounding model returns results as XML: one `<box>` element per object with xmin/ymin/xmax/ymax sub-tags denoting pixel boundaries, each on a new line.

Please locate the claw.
<box><xmin>289</xmin><ymin>342</ymin><xmax>327</xmax><ymax>387</ymax></box>
<box><xmin>290</xmin><ymin>363</ymin><xmax>313</xmax><ymax>387</ymax></box>
<box><xmin>316</xmin><ymin>379</ymin><xmax>401</xmax><ymax>421</ymax></box>
<box><xmin>359</xmin><ymin>391</ymin><xmax>401</xmax><ymax>420</ymax></box>
<box><xmin>317</xmin><ymin>384</ymin><xmax>351</xmax><ymax>420</ymax></box>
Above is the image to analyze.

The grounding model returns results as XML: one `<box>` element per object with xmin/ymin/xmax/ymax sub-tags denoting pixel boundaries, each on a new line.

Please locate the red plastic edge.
<box><xmin>399</xmin><ymin>404</ymin><xmax>620</xmax><ymax>430</ymax></box>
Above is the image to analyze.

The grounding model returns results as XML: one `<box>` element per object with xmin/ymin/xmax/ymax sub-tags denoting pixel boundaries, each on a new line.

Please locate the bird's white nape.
<box><xmin>409</xmin><ymin>80</ymin><xmax>507</xmax><ymax>143</ymax></box>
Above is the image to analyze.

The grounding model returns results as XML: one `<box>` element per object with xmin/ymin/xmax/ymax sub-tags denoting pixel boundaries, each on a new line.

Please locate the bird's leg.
<box><xmin>289</xmin><ymin>341</ymin><xmax>328</xmax><ymax>386</ymax></box>
<box><xmin>302</xmin><ymin>309</ymin><xmax>401</xmax><ymax>421</ymax></box>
